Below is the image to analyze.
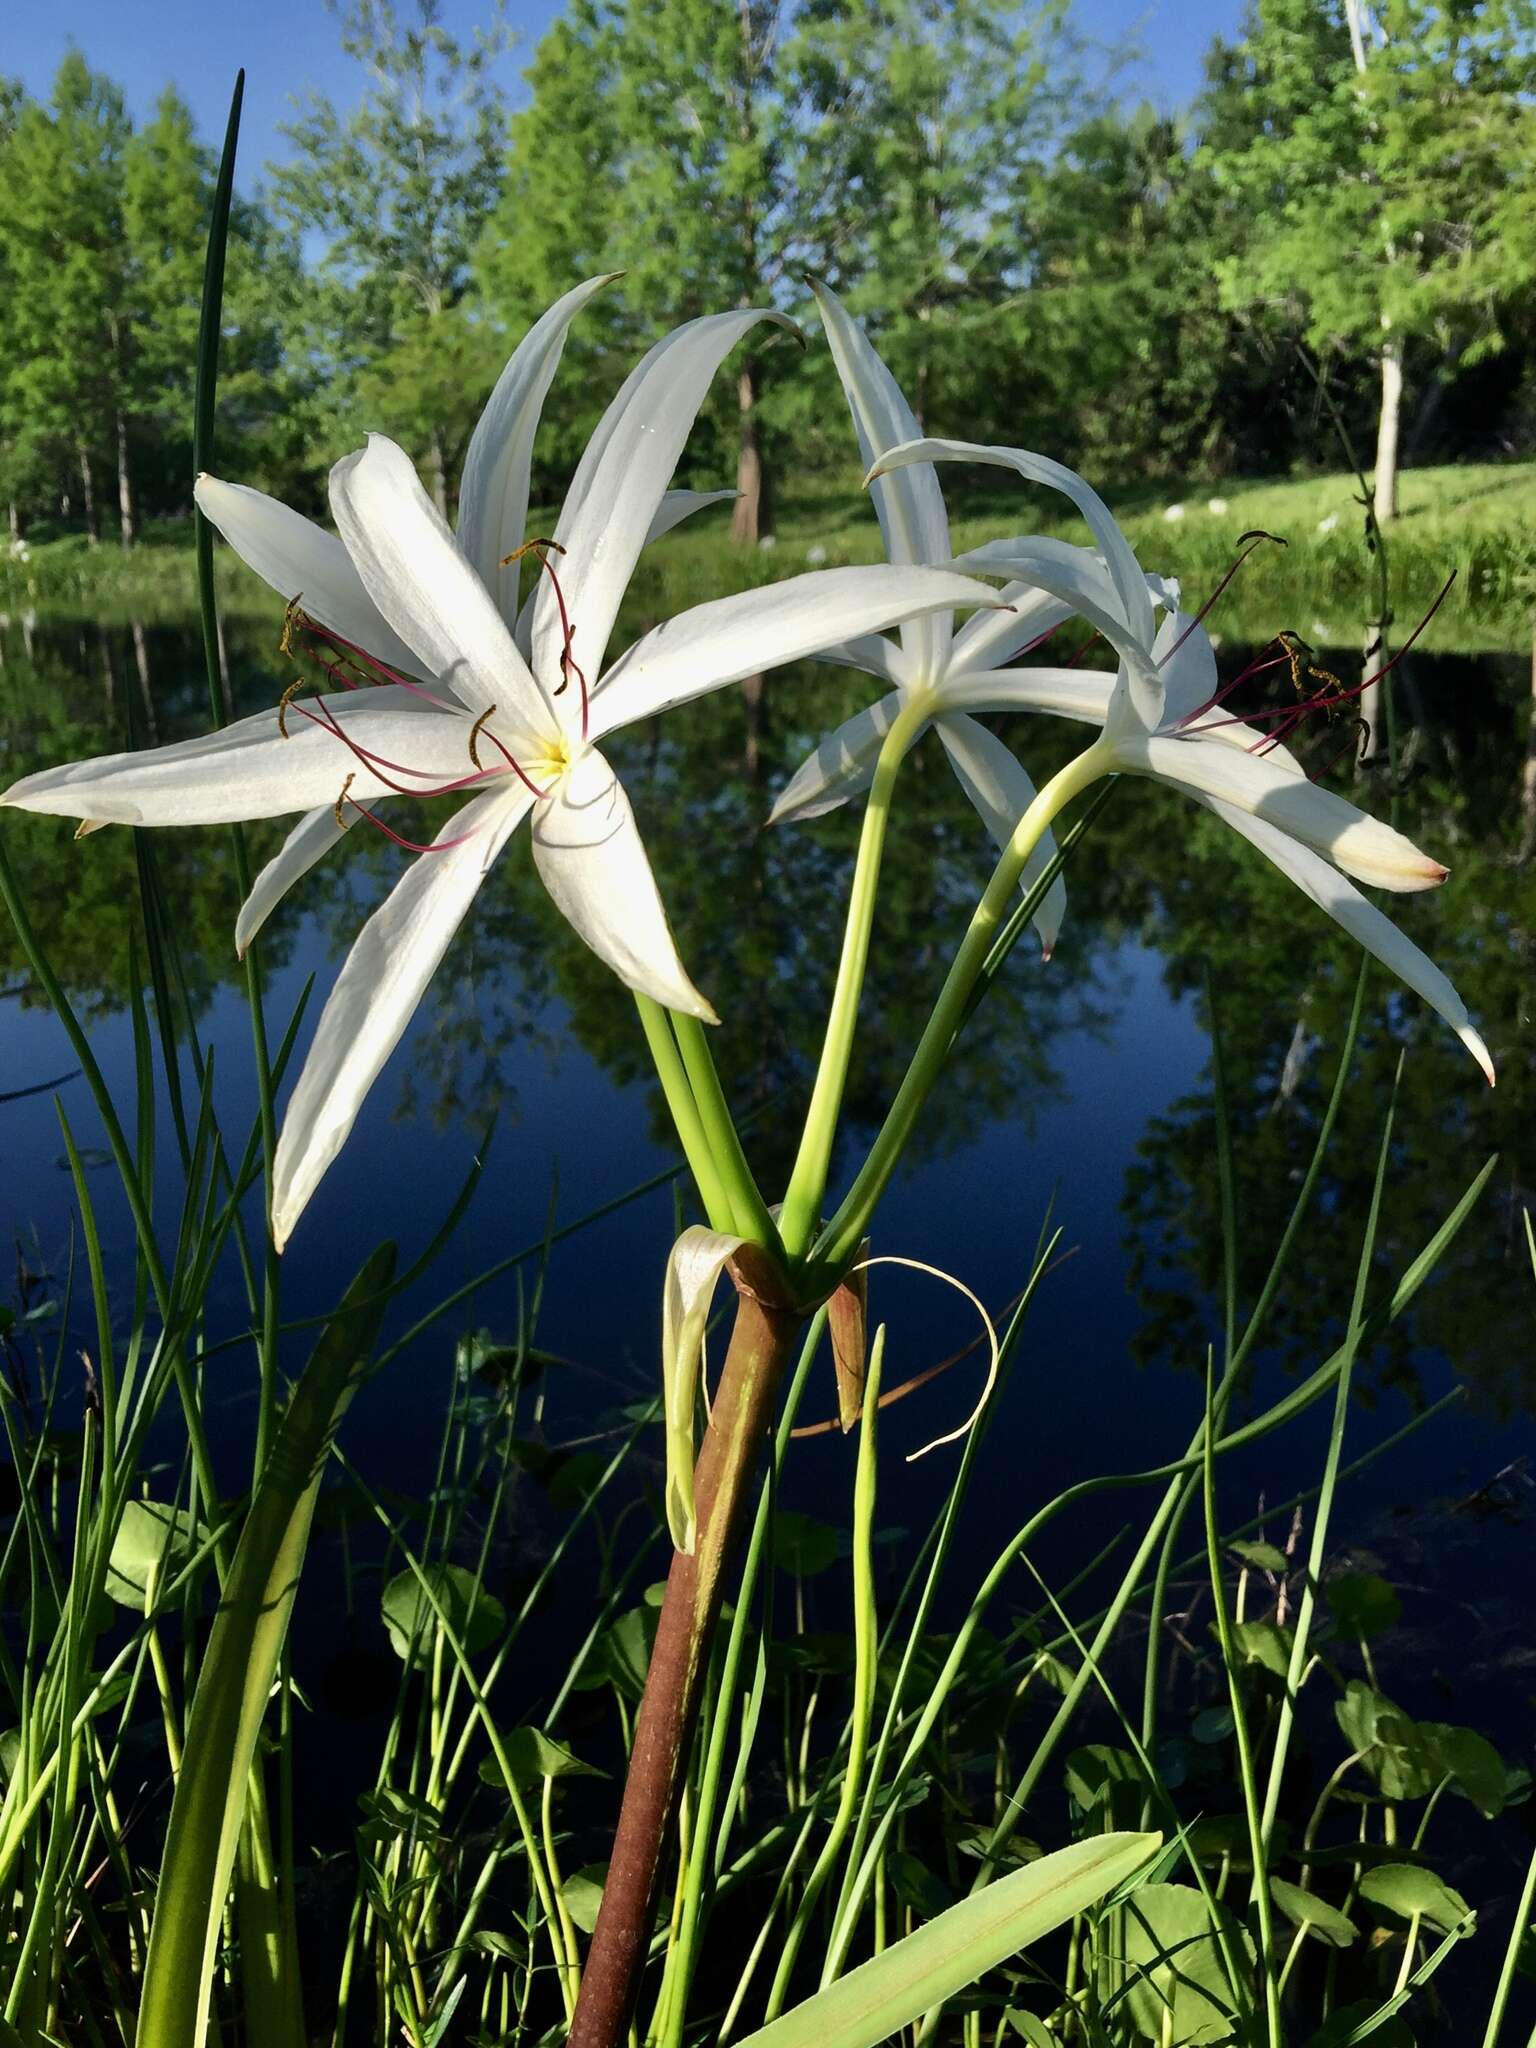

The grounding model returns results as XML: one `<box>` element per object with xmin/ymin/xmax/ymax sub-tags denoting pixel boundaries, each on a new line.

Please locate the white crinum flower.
<box><xmin>3</xmin><ymin>280</ymin><xmax>1003</xmax><ymax>1246</ymax></box>
<box><xmin>770</xmin><ymin>282</ymin><xmax>1085</xmax><ymax>956</ymax></box>
<box><xmin>869</xmin><ymin>434</ymin><xmax>1493</xmax><ymax>1083</ymax></box>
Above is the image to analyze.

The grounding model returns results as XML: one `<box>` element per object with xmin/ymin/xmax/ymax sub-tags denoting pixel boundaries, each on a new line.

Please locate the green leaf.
<box><xmin>475</xmin><ymin>1727</ymin><xmax>606</xmax><ymax>1789</ymax></box>
<box><xmin>770</xmin><ymin>1511</ymin><xmax>844</xmax><ymax>1577</ymax></box>
<box><xmin>1228</xmin><ymin>1540</ymin><xmax>1288</xmax><ymax>1573</ymax></box>
<box><xmin>1121</xmin><ymin>1883</ymin><xmax>1257</xmax><ymax>2044</ymax></box>
<box><xmin>1229</xmin><ymin>1619</ymin><xmax>1294</xmax><ymax>1676</ymax></box>
<box><xmin>1334</xmin><ymin>1683</ymin><xmax>1441</xmax><ymax>1801</ymax></box>
<box><xmin>105</xmin><ymin>1497</ymin><xmax>205</xmax><ymax>1607</ymax></box>
<box><xmin>1358</xmin><ymin>1864</ymin><xmax>1474</xmax><ymax>1935</ymax></box>
<box><xmin>1423</xmin><ymin>1724</ymin><xmax>1505</xmax><ymax>1819</ymax></box>
<box><xmin>1004</xmin><ymin>2013</ymin><xmax>1061</xmax><ymax>2045</ymax></box>
<box><xmin>381</xmin><ymin>1564</ymin><xmax>505</xmax><ymax>1668</ymax></box>
<box><xmin>0</xmin><ymin>1730</ymin><xmax>20</xmax><ymax>1788</ymax></box>
<box><xmin>732</xmin><ymin>1832</ymin><xmax>1160</xmax><ymax>2048</ymax></box>
<box><xmin>569</xmin><ymin>1602</ymin><xmax>656</xmax><ymax>1699</ymax></box>
<box><xmin>1325</xmin><ymin>1573</ymin><xmax>1401</xmax><ymax>1641</ymax></box>
<box><xmin>1307</xmin><ymin>2000</ymin><xmax>1416</xmax><ymax>2047</ymax></box>
<box><xmin>561</xmin><ymin>1864</ymin><xmax>607</xmax><ymax>1934</ymax></box>
<box><xmin>1190</xmin><ymin>1703</ymin><xmax>1235</xmax><ymax>1744</ymax></box>
<box><xmin>885</xmin><ymin>1852</ymin><xmax>954</xmax><ymax>1919</ymax></box>
<box><xmin>1065</xmin><ymin>1745</ymin><xmax>1146</xmax><ymax>1829</ymax></box>
<box><xmin>1270</xmin><ymin>1878</ymin><xmax>1358</xmax><ymax>1948</ymax></box>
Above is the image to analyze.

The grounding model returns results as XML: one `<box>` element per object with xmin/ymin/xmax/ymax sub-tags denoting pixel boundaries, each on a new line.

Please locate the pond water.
<box><xmin>2</xmin><ymin>600</ymin><xmax>1534</xmax><ymax>1887</ymax></box>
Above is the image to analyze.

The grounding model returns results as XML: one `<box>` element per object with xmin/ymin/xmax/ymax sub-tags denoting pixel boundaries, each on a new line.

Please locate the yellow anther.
<box><xmin>332</xmin><ymin>773</ymin><xmax>356</xmax><ymax>830</ymax></box>
<box><xmin>279</xmin><ymin>593</ymin><xmax>308</xmax><ymax>660</ymax></box>
<box><xmin>500</xmin><ymin>535</ymin><xmax>566</xmax><ymax>568</ymax></box>
<box><xmin>467</xmin><ymin>704</ymin><xmax>498</xmax><ymax>770</ymax></box>
<box><xmin>277</xmin><ymin>677</ymin><xmax>310</xmax><ymax>739</ymax></box>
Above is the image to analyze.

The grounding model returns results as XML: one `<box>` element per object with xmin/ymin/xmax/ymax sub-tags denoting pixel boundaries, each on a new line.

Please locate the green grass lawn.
<box><xmin>5</xmin><ymin>460</ymin><xmax>1533</xmax><ymax>651</ymax></box>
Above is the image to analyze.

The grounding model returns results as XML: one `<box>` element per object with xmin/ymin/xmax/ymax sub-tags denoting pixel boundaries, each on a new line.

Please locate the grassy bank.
<box><xmin>4</xmin><ymin>459</ymin><xmax>1533</xmax><ymax>650</ymax></box>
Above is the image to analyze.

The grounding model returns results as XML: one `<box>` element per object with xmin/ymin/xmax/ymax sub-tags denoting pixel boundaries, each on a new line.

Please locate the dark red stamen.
<box><xmin>1064</xmin><ymin>629</ymin><xmax>1103</xmax><ymax>669</ymax></box>
<box><xmin>1160</xmin><ymin>529</ymin><xmax>1287</xmax><ymax>668</ymax></box>
<box><xmin>293</xmin><ymin>701</ymin><xmax>515</xmax><ymax>798</ymax></box>
<box><xmin>504</xmin><ymin>538</ymin><xmax>589</xmax><ymax>740</ymax></box>
<box><xmin>342</xmin><ymin>797</ymin><xmax>487</xmax><ymax>855</ymax></box>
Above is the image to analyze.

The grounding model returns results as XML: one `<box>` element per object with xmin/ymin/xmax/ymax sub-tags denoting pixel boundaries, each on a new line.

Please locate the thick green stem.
<box><xmin>779</xmin><ymin>694</ymin><xmax>933</xmax><ymax>1255</ymax></box>
<box><xmin>816</xmin><ymin>739</ymin><xmax>1111</xmax><ymax>1271</ymax></box>
<box><xmin>672</xmin><ymin>1013</ymin><xmax>780</xmax><ymax>1250</ymax></box>
<box><xmin>634</xmin><ymin>994</ymin><xmax>737</xmax><ymax>1234</ymax></box>
<box><xmin>568</xmin><ymin>1276</ymin><xmax>804</xmax><ymax>2048</ymax></box>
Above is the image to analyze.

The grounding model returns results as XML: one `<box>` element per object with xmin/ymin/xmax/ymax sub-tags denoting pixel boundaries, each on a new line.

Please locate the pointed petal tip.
<box><xmin>1464</xmin><ymin>1025</ymin><xmax>1495</xmax><ymax>1087</ymax></box>
<box><xmin>74</xmin><ymin>818</ymin><xmax>110</xmax><ymax>840</ymax></box>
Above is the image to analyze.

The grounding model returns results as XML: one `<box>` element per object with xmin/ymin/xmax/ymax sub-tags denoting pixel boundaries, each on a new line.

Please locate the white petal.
<box><xmin>935</xmin><ymin>715</ymin><xmax>1066</xmax><ymax>956</ymax></box>
<box><xmin>457</xmin><ymin>274</ymin><xmax>620</xmax><ymax>622</ymax></box>
<box><xmin>1152</xmin><ymin>611</ymin><xmax>1219</xmax><ymax>726</ymax></box>
<box><xmin>949</xmin><ymin>581</ymin><xmax>1077</xmax><ymax>673</ymax></box>
<box><xmin>814</xmin><ymin>633</ymin><xmax>912</xmax><ymax>687</ymax></box>
<box><xmin>661</xmin><ymin>1224</ymin><xmax>747</xmax><ymax>1551</ymax></box>
<box><xmin>194</xmin><ymin>475</ymin><xmax>427</xmax><ymax>682</ymax></box>
<box><xmin>236</xmin><ymin>805</ymin><xmax>350</xmax><ymax>957</ymax></box>
<box><xmin>769</xmin><ymin>693</ymin><xmax>908</xmax><ymax>826</ymax></box>
<box><xmin>588</xmin><ymin>564</ymin><xmax>1001</xmax><ymax>742</ymax></box>
<box><xmin>1203</xmin><ymin>795</ymin><xmax>1492</xmax><ymax>1083</ymax></box>
<box><xmin>1</xmin><ymin>688</ymin><xmax>474</xmax><ymax>826</ymax></box>
<box><xmin>1125</xmin><ymin>734</ymin><xmax>1449</xmax><ymax>893</ymax></box>
<box><xmin>811</xmin><ymin>281</ymin><xmax>951</xmax><ymax>675</ymax></box>
<box><xmin>944</xmin><ymin>664</ymin><xmax>1115</xmax><ymax>728</ymax></box>
<box><xmin>329</xmin><ymin>435</ymin><xmax>554</xmax><ymax>744</ymax></box>
<box><xmin>270</xmin><ymin>782</ymin><xmax>534</xmax><ymax>1249</ymax></box>
<box><xmin>874</xmin><ymin>437</ymin><xmax>1154</xmax><ymax>648</ymax></box>
<box><xmin>530</xmin><ymin>747</ymin><xmax>713</xmax><ymax>1018</ymax></box>
<box><xmin>532</xmin><ymin>308</ymin><xmax>797</xmax><ymax>690</ymax></box>
<box><xmin>645</xmin><ymin>488</ymin><xmax>740</xmax><ymax>545</ymax></box>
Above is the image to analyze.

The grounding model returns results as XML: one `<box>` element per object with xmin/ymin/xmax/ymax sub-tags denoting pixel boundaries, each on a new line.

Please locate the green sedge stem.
<box><xmin>816</xmin><ymin>737</ymin><xmax>1112</xmax><ymax>1272</ymax></box>
<box><xmin>779</xmin><ymin>693</ymin><xmax>933</xmax><ymax>1256</ymax></box>
<box><xmin>634</xmin><ymin>994</ymin><xmax>737</xmax><ymax>1235</ymax></box>
<box><xmin>671</xmin><ymin>1012</ymin><xmax>780</xmax><ymax>1251</ymax></box>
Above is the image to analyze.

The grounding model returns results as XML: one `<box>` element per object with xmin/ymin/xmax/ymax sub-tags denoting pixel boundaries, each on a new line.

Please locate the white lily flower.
<box><xmin>4</xmin><ymin>283</ymin><xmax>1000</xmax><ymax>1247</ymax></box>
<box><xmin>872</xmin><ymin>433</ymin><xmax>1493</xmax><ymax>1083</ymax></box>
<box><xmin>769</xmin><ymin>284</ymin><xmax>1085</xmax><ymax>956</ymax></box>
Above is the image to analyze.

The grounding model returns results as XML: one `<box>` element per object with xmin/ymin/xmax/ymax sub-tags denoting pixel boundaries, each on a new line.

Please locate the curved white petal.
<box><xmin>457</xmin><ymin>273</ymin><xmax>620</xmax><ymax>621</ymax></box>
<box><xmin>815</xmin><ymin>633</ymin><xmax>913</xmax><ymax>687</ymax></box>
<box><xmin>194</xmin><ymin>475</ymin><xmax>427</xmax><ymax>683</ymax></box>
<box><xmin>270</xmin><ymin>781</ymin><xmax>534</xmax><ymax>1249</ymax></box>
<box><xmin>1152</xmin><ymin>610</ymin><xmax>1219</xmax><ymax>727</ymax></box>
<box><xmin>1202</xmin><ymin>794</ymin><xmax>1492</xmax><ymax>1083</ymax></box>
<box><xmin>531</xmin><ymin>747</ymin><xmax>713</xmax><ymax>1018</ymax></box>
<box><xmin>874</xmin><ymin>437</ymin><xmax>1154</xmax><ymax>649</ymax></box>
<box><xmin>935</xmin><ymin>714</ymin><xmax>1066</xmax><ymax>956</ymax></box>
<box><xmin>1</xmin><ymin>688</ymin><xmax>474</xmax><ymax>826</ymax></box>
<box><xmin>236</xmin><ymin>805</ymin><xmax>351</xmax><ymax>957</ymax></box>
<box><xmin>769</xmin><ymin>693</ymin><xmax>908</xmax><ymax>826</ymax></box>
<box><xmin>645</xmin><ymin>488</ymin><xmax>740</xmax><ymax>545</ymax></box>
<box><xmin>661</xmin><ymin>1224</ymin><xmax>747</xmax><ymax>1552</ymax></box>
<box><xmin>589</xmin><ymin>565</ymin><xmax>1000</xmax><ymax>743</ymax></box>
<box><xmin>1124</xmin><ymin>734</ymin><xmax>1449</xmax><ymax>893</ymax></box>
<box><xmin>329</xmin><ymin>435</ymin><xmax>553</xmax><ymax>744</ymax></box>
<box><xmin>944</xmin><ymin>664</ymin><xmax>1115</xmax><ymax>727</ymax></box>
<box><xmin>533</xmin><ymin>308</ymin><xmax>797</xmax><ymax>693</ymax></box>
<box><xmin>811</xmin><ymin>281</ymin><xmax>951</xmax><ymax>675</ymax></box>
<box><xmin>949</xmin><ymin>580</ymin><xmax>1077</xmax><ymax>672</ymax></box>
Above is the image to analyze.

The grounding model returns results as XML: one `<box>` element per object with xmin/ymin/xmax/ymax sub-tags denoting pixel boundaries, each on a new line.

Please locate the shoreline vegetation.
<box><xmin>6</xmin><ymin>460</ymin><xmax>1536</xmax><ymax>652</ymax></box>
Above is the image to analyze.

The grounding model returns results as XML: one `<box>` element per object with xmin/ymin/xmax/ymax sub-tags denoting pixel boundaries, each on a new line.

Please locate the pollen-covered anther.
<box><xmin>467</xmin><ymin>704</ymin><xmax>497</xmax><ymax>770</ymax></box>
<box><xmin>332</xmin><ymin>773</ymin><xmax>355</xmax><ymax>831</ymax></box>
<box><xmin>278</xmin><ymin>593</ymin><xmax>309</xmax><ymax>661</ymax></box>
<box><xmin>277</xmin><ymin>677</ymin><xmax>310</xmax><ymax>739</ymax></box>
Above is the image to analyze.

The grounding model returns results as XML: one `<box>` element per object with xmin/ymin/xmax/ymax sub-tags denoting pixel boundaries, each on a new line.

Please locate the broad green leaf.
<box><xmin>1121</xmin><ymin>1883</ymin><xmax>1256</xmax><ymax>2044</ymax></box>
<box><xmin>475</xmin><ymin>1727</ymin><xmax>607</xmax><ymax>1789</ymax></box>
<box><xmin>1422</xmin><ymin>1724</ymin><xmax>1505</xmax><ymax>1819</ymax></box>
<box><xmin>569</xmin><ymin>1602</ymin><xmax>657</xmax><ymax>1699</ymax></box>
<box><xmin>106</xmin><ymin>1497</ymin><xmax>205</xmax><ymax>1607</ymax></box>
<box><xmin>1270</xmin><ymin>1878</ymin><xmax>1358</xmax><ymax>1948</ymax></box>
<box><xmin>1065</xmin><ymin>1745</ymin><xmax>1145</xmax><ymax>1829</ymax></box>
<box><xmin>771</xmin><ymin>1511</ymin><xmax>844</xmax><ymax>1577</ymax></box>
<box><xmin>0</xmin><ymin>1730</ymin><xmax>19</xmax><ymax>1787</ymax></box>
<box><xmin>562</xmin><ymin>1864</ymin><xmax>607</xmax><ymax>1933</ymax></box>
<box><xmin>1325</xmin><ymin>1573</ymin><xmax>1401</xmax><ymax>1641</ymax></box>
<box><xmin>733</xmin><ymin>1832</ymin><xmax>1159</xmax><ymax>2048</ymax></box>
<box><xmin>1190</xmin><ymin>1703</ymin><xmax>1235</xmax><ymax>1744</ymax></box>
<box><xmin>1004</xmin><ymin>2013</ymin><xmax>1061</xmax><ymax>2045</ymax></box>
<box><xmin>1307</xmin><ymin>2001</ymin><xmax>1416</xmax><ymax>2047</ymax></box>
<box><xmin>1228</xmin><ymin>1540</ymin><xmax>1288</xmax><ymax>1573</ymax></box>
<box><xmin>381</xmin><ymin>1563</ymin><xmax>505</xmax><ymax>1668</ymax></box>
<box><xmin>1334</xmin><ymin>1683</ymin><xmax>1440</xmax><ymax>1801</ymax></box>
<box><xmin>1358</xmin><ymin>1863</ymin><xmax>1474</xmax><ymax>1935</ymax></box>
<box><xmin>1229</xmin><ymin>1619</ymin><xmax>1294</xmax><ymax>1677</ymax></box>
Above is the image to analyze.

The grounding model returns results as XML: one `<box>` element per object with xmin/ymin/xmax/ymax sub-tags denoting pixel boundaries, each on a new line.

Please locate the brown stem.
<box><xmin>568</xmin><ymin>1273</ymin><xmax>803</xmax><ymax>2048</ymax></box>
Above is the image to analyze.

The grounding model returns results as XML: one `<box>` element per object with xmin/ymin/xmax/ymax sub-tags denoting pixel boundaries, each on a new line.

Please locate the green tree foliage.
<box><xmin>1200</xmin><ymin>0</ymin><xmax>1536</xmax><ymax>518</ymax></box>
<box><xmin>272</xmin><ymin>0</ymin><xmax>515</xmax><ymax>510</ymax></box>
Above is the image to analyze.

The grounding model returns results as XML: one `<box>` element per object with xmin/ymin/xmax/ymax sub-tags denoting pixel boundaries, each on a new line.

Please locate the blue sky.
<box><xmin>8</xmin><ymin>0</ymin><xmax>1243</xmax><ymax>183</ymax></box>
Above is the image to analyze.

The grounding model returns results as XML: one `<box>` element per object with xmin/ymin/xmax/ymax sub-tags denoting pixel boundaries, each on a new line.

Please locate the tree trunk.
<box><xmin>7</xmin><ymin>502</ymin><xmax>20</xmax><ymax>544</ymax></box>
<box><xmin>131</xmin><ymin>621</ymin><xmax>159</xmax><ymax>743</ymax></box>
<box><xmin>740</xmin><ymin>670</ymin><xmax>765</xmax><ymax>782</ymax></box>
<box><xmin>76</xmin><ymin>442</ymin><xmax>99</xmax><ymax>547</ymax></box>
<box><xmin>115</xmin><ymin>409</ymin><xmax>137</xmax><ymax>548</ymax></box>
<box><xmin>730</xmin><ymin>359</ymin><xmax>772</xmax><ymax>545</ymax></box>
<box><xmin>1373</xmin><ymin>339</ymin><xmax>1403</xmax><ymax>527</ymax></box>
<box><xmin>1357</xmin><ymin>615</ymin><xmax>1385</xmax><ymax>769</ymax></box>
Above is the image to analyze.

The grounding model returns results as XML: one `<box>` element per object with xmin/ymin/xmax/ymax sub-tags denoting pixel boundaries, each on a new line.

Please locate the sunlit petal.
<box><xmin>1202</xmin><ymin>794</ymin><xmax>1492</xmax><ymax>1082</ymax></box>
<box><xmin>943</xmin><ymin>665</ymin><xmax>1115</xmax><ymax>727</ymax></box>
<box><xmin>270</xmin><ymin>781</ymin><xmax>535</xmax><ymax>1249</ymax></box>
<box><xmin>645</xmin><ymin>488</ymin><xmax>740</xmax><ymax>545</ymax></box>
<box><xmin>457</xmin><ymin>273</ymin><xmax>620</xmax><ymax>620</ymax></box>
<box><xmin>935</xmin><ymin>715</ymin><xmax>1066</xmax><ymax>956</ymax></box>
<box><xmin>769</xmin><ymin>694</ymin><xmax>908</xmax><ymax>826</ymax></box>
<box><xmin>531</xmin><ymin>747</ymin><xmax>714</xmax><ymax>1018</ymax></box>
<box><xmin>330</xmin><ymin>434</ymin><xmax>553</xmax><ymax>742</ymax></box>
<box><xmin>1152</xmin><ymin>610</ymin><xmax>1219</xmax><ymax>727</ymax></box>
<box><xmin>236</xmin><ymin>805</ymin><xmax>351</xmax><ymax>957</ymax></box>
<box><xmin>949</xmin><ymin>580</ymin><xmax>1077</xmax><ymax>672</ymax></box>
<box><xmin>1</xmin><ymin>688</ymin><xmax>472</xmax><ymax>826</ymax></box>
<box><xmin>194</xmin><ymin>474</ymin><xmax>426</xmax><ymax>682</ymax></box>
<box><xmin>661</xmin><ymin>1224</ymin><xmax>747</xmax><ymax>1551</ymax></box>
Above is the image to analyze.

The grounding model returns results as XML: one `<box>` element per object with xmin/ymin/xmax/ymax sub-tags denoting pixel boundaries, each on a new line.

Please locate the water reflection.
<box><xmin>1</xmin><ymin>609</ymin><xmax>1530</xmax><ymax>1418</ymax></box>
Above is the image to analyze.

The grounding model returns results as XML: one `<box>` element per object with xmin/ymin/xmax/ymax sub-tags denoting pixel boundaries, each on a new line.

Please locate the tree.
<box><xmin>1201</xmin><ymin>0</ymin><xmax>1536</xmax><ymax>523</ymax></box>
<box><xmin>272</xmin><ymin>0</ymin><xmax>515</xmax><ymax>511</ymax></box>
